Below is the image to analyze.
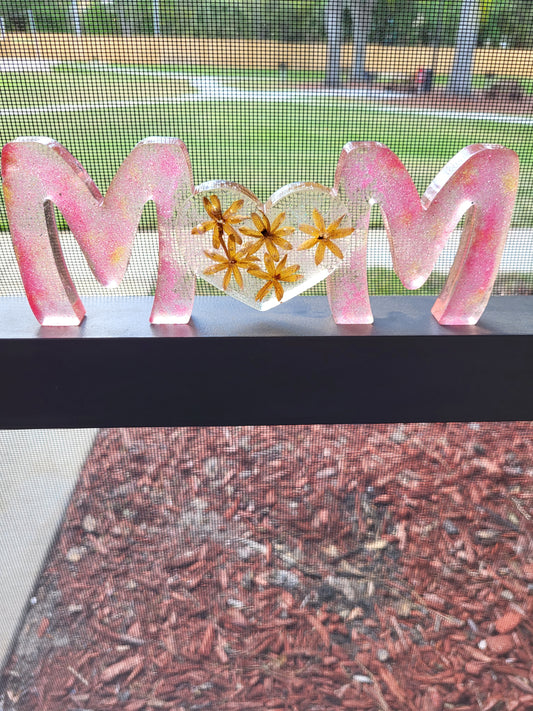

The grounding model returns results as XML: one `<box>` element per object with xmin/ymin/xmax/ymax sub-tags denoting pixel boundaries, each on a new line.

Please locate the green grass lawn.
<box><xmin>0</xmin><ymin>65</ymin><xmax>194</xmax><ymax>108</ymax></box>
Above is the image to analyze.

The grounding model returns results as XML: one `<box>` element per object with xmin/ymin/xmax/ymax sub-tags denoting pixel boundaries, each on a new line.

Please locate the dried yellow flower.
<box><xmin>298</xmin><ymin>209</ymin><xmax>353</xmax><ymax>265</ymax></box>
<box><xmin>240</xmin><ymin>210</ymin><xmax>295</xmax><ymax>261</ymax></box>
<box><xmin>249</xmin><ymin>253</ymin><xmax>302</xmax><ymax>302</ymax></box>
<box><xmin>203</xmin><ymin>242</ymin><xmax>258</xmax><ymax>291</ymax></box>
<box><xmin>192</xmin><ymin>195</ymin><xmax>247</xmax><ymax>249</ymax></box>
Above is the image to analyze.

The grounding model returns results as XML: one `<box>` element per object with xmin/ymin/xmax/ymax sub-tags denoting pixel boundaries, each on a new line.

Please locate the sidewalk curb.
<box><xmin>0</xmin><ymin>429</ymin><xmax>99</xmax><ymax>671</ymax></box>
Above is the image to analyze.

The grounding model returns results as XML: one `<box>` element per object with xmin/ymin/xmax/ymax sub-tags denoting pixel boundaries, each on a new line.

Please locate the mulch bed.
<box><xmin>1</xmin><ymin>423</ymin><xmax>532</xmax><ymax>711</ymax></box>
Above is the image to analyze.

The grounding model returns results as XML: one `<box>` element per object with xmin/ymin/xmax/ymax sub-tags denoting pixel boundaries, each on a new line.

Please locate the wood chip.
<box><xmin>101</xmin><ymin>654</ymin><xmax>143</xmax><ymax>683</ymax></box>
<box><xmin>495</xmin><ymin>609</ymin><xmax>523</xmax><ymax>634</ymax></box>
<box><xmin>486</xmin><ymin>634</ymin><xmax>515</xmax><ymax>655</ymax></box>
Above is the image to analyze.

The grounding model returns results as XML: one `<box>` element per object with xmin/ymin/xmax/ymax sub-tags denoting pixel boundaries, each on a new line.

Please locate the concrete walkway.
<box><xmin>0</xmin><ymin>429</ymin><xmax>98</xmax><ymax>671</ymax></box>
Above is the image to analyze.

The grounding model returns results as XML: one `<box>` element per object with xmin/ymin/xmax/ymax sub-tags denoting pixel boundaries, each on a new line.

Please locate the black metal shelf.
<box><xmin>1</xmin><ymin>295</ymin><xmax>532</xmax><ymax>428</ymax></box>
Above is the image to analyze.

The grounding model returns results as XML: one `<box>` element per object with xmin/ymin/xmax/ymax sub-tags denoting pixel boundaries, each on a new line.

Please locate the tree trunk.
<box><xmin>448</xmin><ymin>0</ymin><xmax>481</xmax><ymax>96</ymax></box>
<box><xmin>115</xmin><ymin>0</ymin><xmax>134</xmax><ymax>37</ymax></box>
<box><xmin>325</xmin><ymin>0</ymin><xmax>344</xmax><ymax>87</ymax></box>
<box><xmin>349</xmin><ymin>0</ymin><xmax>374</xmax><ymax>82</ymax></box>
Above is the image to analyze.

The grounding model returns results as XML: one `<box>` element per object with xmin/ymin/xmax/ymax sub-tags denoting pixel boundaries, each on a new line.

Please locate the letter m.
<box><xmin>1</xmin><ymin>137</ymin><xmax>195</xmax><ymax>325</ymax></box>
<box><xmin>328</xmin><ymin>143</ymin><xmax>519</xmax><ymax>325</ymax></box>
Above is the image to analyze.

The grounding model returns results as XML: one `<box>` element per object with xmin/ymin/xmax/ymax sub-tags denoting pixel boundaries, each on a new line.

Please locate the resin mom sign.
<box><xmin>1</xmin><ymin>137</ymin><xmax>518</xmax><ymax>326</ymax></box>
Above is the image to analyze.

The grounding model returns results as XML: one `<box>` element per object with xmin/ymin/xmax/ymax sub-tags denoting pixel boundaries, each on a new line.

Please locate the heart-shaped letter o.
<box><xmin>176</xmin><ymin>180</ymin><xmax>354</xmax><ymax>311</ymax></box>
<box><xmin>1</xmin><ymin>139</ymin><xmax>518</xmax><ymax>326</ymax></box>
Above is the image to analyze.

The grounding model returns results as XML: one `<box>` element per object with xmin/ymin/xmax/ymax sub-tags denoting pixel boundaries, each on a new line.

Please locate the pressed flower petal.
<box><xmin>203</xmin><ymin>196</ymin><xmax>214</xmax><ymax>215</ymax></box>
<box><xmin>281</xmin><ymin>272</ymin><xmax>302</xmax><ymax>283</ymax></box>
<box><xmin>277</xmin><ymin>254</ymin><xmax>288</xmax><ymax>269</ymax></box>
<box><xmin>192</xmin><ymin>219</ymin><xmax>215</xmax><ymax>235</ymax></box>
<box><xmin>242</xmin><ymin>240</ymin><xmax>262</xmax><ymax>255</ymax></box>
<box><xmin>315</xmin><ymin>241</ymin><xmax>326</xmax><ymax>265</ymax></box>
<box><xmin>224</xmin><ymin>227</ymin><xmax>243</xmax><ymax>247</ymax></box>
<box><xmin>265</xmin><ymin>240</ymin><xmax>280</xmax><ymax>261</ymax></box>
<box><xmin>240</xmin><ymin>226</ymin><xmax>261</xmax><ymax>238</ymax></box>
<box><xmin>233</xmin><ymin>264</ymin><xmax>244</xmax><ymax>289</ymax></box>
<box><xmin>203</xmin><ymin>263</ymin><xmax>228</xmax><ymax>275</ymax></box>
<box><xmin>312</xmin><ymin>208</ymin><xmax>326</xmax><ymax>233</ymax></box>
<box><xmin>227</xmin><ymin>214</ymin><xmax>247</xmax><ymax>224</ymax></box>
<box><xmin>326</xmin><ymin>240</ymin><xmax>345</xmax><ymax>260</ymax></box>
<box><xmin>248</xmin><ymin>267</ymin><xmax>270</xmax><ymax>280</ymax></box>
<box><xmin>255</xmin><ymin>281</ymin><xmax>273</xmax><ymax>301</ymax></box>
<box><xmin>259</xmin><ymin>211</ymin><xmax>271</xmax><ymax>229</ymax></box>
<box><xmin>204</xmin><ymin>250</ymin><xmax>227</xmax><ymax>263</ymax></box>
<box><xmin>263</xmin><ymin>253</ymin><xmax>276</xmax><ymax>273</ymax></box>
<box><xmin>251</xmin><ymin>213</ymin><xmax>265</xmax><ymax>232</ymax></box>
<box><xmin>270</xmin><ymin>212</ymin><xmax>285</xmax><ymax>231</ymax></box>
<box><xmin>238</xmin><ymin>248</ymin><xmax>258</xmax><ymax>263</ymax></box>
<box><xmin>274</xmin><ymin>236</ymin><xmax>294</xmax><ymax>250</ymax></box>
<box><xmin>330</xmin><ymin>227</ymin><xmax>353</xmax><ymax>240</ymax></box>
<box><xmin>203</xmin><ymin>197</ymin><xmax>220</xmax><ymax>221</ymax></box>
<box><xmin>274</xmin><ymin>227</ymin><xmax>295</xmax><ymax>238</ymax></box>
<box><xmin>212</xmin><ymin>225</ymin><xmax>222</xmax><ymax>249</ymax></box>
<box><xmin>224</xmin><ymin>199</ymin><xmax>244</xmax><ymax>217</ymax></box>
<box><xmin>298</xmin><ymin>237</ymin><xmax>319</xmax><ymax>251</ymax></box>
<box><xmin>300</xmin><ymin>224</ymin><xmax>320</xmax><ymax>238</ymax></box>
<box><xmin>210</xmin><ymin>194</ymin><xmax>222</xmax><ymax>213</ymax></box>
<box><xmin>222</xmin><ymin>268</ymin><xmax>232</xmax><ymax>290</ymax></box>
<box><xmin>325</xmin><ymin>215</ymin><xmax>345</xmax><ymax>233</ymax></box>
<box><xmin>273</xmin><ymin>281</ymin><xmax>284</xmax><ymax>301</ymax></box>
<box><xmin>237</xmin><ymin>256</ymin><xmax>252</xmax><ymax>268</ymax></box>
<box><xmin>280</xmin><ymin>263</ymin><xmax>301</xmax><ymax>276</ymax></box>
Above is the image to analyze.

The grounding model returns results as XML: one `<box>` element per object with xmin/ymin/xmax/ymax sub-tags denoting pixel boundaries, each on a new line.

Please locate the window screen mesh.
<box><xmin>1</xmin><ymin>424</ymin><xmax>532</xmax><ymax>709</ymax></box>
<box><xmin>1</xmin><ymin>3</ymin><xmax>533</xmax><ymax>710</ymax></box>
<box><xmin>1</xmin><ymin>0</ymin><xmax>533</xmax><ymax>296</ymax></box>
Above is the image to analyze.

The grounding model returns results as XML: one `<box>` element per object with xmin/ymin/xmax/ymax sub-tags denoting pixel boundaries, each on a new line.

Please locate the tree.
<box><xmin>448</xmin><ymin>0</ymin><xmax>481</xmax><ymax>96</ymax></box>
<box><xmin>481</xmin><ymin>0</ymin><xmax>533</xmax><ymax>49</ymax></box>
<box><xmin>349</xmin><ymin>0</ymin><xmax>375</xmax><ymax>81</ymax></box>
<box><xmin>325</xmin><ymin>0</ymin><xmax>344</xmax><ymax>86</ymax></box>
<box><xmin>0</xmin><ymin>0</ymin><xmax>72</xmax><ymax>32</ymax></box>
<box><xmin>113</xmin><ymin>0</ymin><xmax>135</xmax><ymax>36</ymax></box>
<box><xmin>324</xmin><ymin>0</ymin><xmax>376</xmax><ymax>87</ymax></box>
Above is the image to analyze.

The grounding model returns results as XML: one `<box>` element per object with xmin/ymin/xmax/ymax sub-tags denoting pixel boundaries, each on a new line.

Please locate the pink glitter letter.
<box><xmin>2</xmin><ymin>137</ymin><xmax>195</xmax><ymax>325</ymax></box>
<box><xmin>329</xmin><ymin>143</ymin><xmax>519</xmax><ymax>325</ymax></box>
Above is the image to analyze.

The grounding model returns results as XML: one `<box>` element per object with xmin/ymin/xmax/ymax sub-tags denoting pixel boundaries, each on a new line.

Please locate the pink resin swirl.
<box><xmin>1</xmin><ymin>137</ymin><xmax>195</xmax><ymax>325</ymax></box>
<box><xmin>329</xmin><ymin>142</ymin><xmax>519</xmax><ymax>325</ymax></box>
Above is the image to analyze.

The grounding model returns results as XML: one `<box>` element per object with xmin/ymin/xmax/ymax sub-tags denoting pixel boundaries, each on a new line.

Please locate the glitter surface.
<box><xmin>330</xmin><ymin>142</ymin><xmax>519</xmax><ymax>325</ymax></box>
<box><xmin>1</xmin><ymin>137</ymin><xmax>196</xmax><ymax>326</ymax></box>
